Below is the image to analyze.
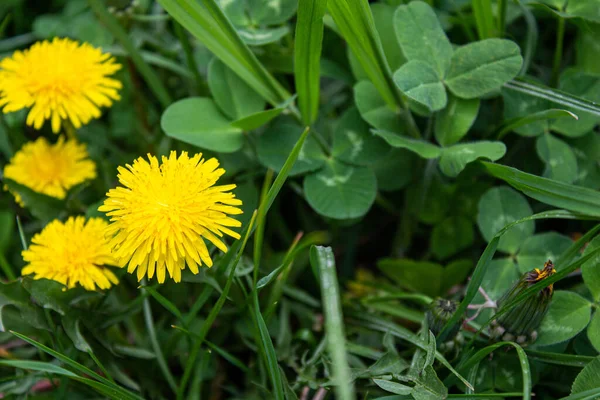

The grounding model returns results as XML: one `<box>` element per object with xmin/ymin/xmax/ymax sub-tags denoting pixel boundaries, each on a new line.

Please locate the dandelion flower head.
<box><xmin>0</xmin><ymin>37</ymin><xmax>122</xmax><ymax>133</ymax></box>
<box><xmin>3</xmin><ymin>136</ymin><xmax>96</xmax><ymax>200</ymax></box>
<box><xmin>22</xmin><ymin>216</ymin><xmax>119</xmax><ymax>291</ymax></box>
<box><xmin>99</xmin><ymin>151</ymin><xmax>243</xmax><ymax>283</ymax></box>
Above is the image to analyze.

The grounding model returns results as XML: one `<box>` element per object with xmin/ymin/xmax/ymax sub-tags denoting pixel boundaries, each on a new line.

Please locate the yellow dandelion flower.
<box><xmin>22</xmin><ymin>216</ymin><xmax>119</xmax><ymax>291</ymax></box>
<box><xmin>99</xmin><ymin>151</ymin><xmax>243</xmax><ymax>283</ymax></box>
<box><xmin>3</xmin><ymin>136</ymin><xmax>96</xmax><ymax>200</ymax></box>
<box><xmin>0</xmin><ymin>37</ymin><xmax>122</xmax><ymax>133</ymax></box>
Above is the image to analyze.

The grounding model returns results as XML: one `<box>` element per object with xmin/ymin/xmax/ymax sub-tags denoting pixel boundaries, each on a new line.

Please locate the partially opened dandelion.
<box><xmin>99</xmin><ymin>151</ymin><xmax>243</xmax><ymax>283</ymax></box>
<box><xmin>0</xmin><ymin>37</ymin><xmax>122</xmax><ymax>133</ymax></box>
<box><xmin>22</xmin><ymin>216</ymin><xmax>119</xmax><ymax>291</ymax></box>
<box><xmin>3</xmin><ymin>136</ymin><xmax>96</xmax><ymax>202</ymax></box>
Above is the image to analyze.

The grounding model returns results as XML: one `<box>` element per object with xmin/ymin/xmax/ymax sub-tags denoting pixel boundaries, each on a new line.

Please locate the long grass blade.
<box><xmin>157</xmin><ymin>0</ymin><xmax>290</xmax><ymax>106</ymax></box>
<box><xmin>295</xmin><ymin>0</ymin><xmax>327</xmax><ymax>125</ymax></box>
<box><xmin>482</xmin><ymin>162</ymin><xmax>600</xmax><ymax>217</ymax></box>
<box><xmin>525</xmin><ymin>350</ymin><xmax>595</xmax><ymax>368</ymax></box>
<box><xmin>504</xmin><ymin>78</ymin><xmax>600</xmax><ymax>118</ymax></box>
<box><xmin>311</xmin><ymin>246</ymin><xmax>355</xmax><ymax>400</ymax></box>
<box><xmin>9</xmin><ymin>331</ymin><xmax>142</xmax><ymax>400</ymax></box>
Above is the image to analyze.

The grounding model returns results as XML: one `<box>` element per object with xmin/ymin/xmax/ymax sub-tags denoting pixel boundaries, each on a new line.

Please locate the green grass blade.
<box><xmin>254</xmin><ymin>170</ymin><xmax>274</xmax><ymax>286</ymax></box>
<box><xmin>251</xmin><ymin>291</ymin><xmax>285</xmax><ymax>399</ymax></box>
<box><xmin>482</xmin><ymin>162</ymin><xmax>600</xmax><ymax>217</ymax></box>
<box><xmin>472</xmin><ymin>0</ymin><xmax>497</xmax><ymax>39</ymax></box>
<box><xmin>0</xmin><ymin>360</ymin><xmax>77</xmax><ymax>377</ymax></box>
<box><xmin>87</xmin><ymin>0</ymin><xmax>172</xmax><ymax>109</ymax></box>
<box><xmin>327</xmin><ymin>0</ymin><xmax>400</xmax><ymax>109</ymax></box>
<box><xmin>8</xmin><ymin>332</ymin><xmax>142</xmax><ymax>400</ymax></box>
<box><xmin>504</xmin><ymin>78</ymin><xmax>600</xmax><ymax>118</ymax></box>
<box><xmin>157</xmin><ymin>0</ymin><xmax>290</xmax><ymax>106</ymax></box>
<box><xmin>447</xmin><ymin>342</ymin><xmax>531</xmax><ymax>400</ymax></box>
<box><xmin>141</xmin><ymin>283</ymin><xmax>178</xmax><ymax>393</ymax></box>
<box><xmin>496</xmin><ymin>109</ymin><xmax>577</xmax><ymax>139</ymax></box>
<box><xmin>177</xmin><ymin>211</ymin><xmax>257</xmax><ymax>400</ymax></box>
<box><xmin>310</xmin><ymin>246</ymin><xmax>355</xmax><ymax>400</ymax></box>
<box><xmin>142</xmin><ymin>285</ymin><xmax>185</xmax><ymax>323</ymax></box>
<box><xmin>171</xmin><ymin>326</ymin><xmax>249</xmax><ymax>372</ymax></box>
<box><xmin>525</xmin><ymin>350</ymin><xmax>595</xmax><ymax>368</ymax></box>
<box><xmin>295</xmin><ymin>0</ymin><xmax>327</xmax><ymax>125</ymax></box>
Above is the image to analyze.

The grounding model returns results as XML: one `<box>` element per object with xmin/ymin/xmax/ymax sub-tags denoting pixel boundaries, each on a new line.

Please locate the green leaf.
<box><xmin>572</xmin><ymin>132</ymin><xmax>600</xmax><ymax>190</ymax></box>
<box><xmin>157</xmin><ymin>0</ymin><xmax>290</xmax><ymax>106</ymax></box>
<box><xmin>501</xmin><ymin>86</ymin><xmax>553</xmax><ymax>137</ymax></box>
<box><xmin>393</xmin><ymin>0</ymin><xmax>452</xmax><ymax>78</ymax></box>
<box><xmin>294</xmin><ymin>0</ymin><xmax>327</xmax><ymax>125</ymax></box>
<box><xmin>536</xmin><ymin>291</ymin><xmax>592</xmax><ymax>346</ymax></box>
<box><xmin>482</xmin><ymin>162</ymin><xmax>600</xmax><ymax>218</ymax></box>
<box><xmin>439</xmin><ymin>141</ymin><xmax>506</xmax><ymax>178</ymax></box>
<box><xmin>303</xmin><ymin>160</ymin><xmax>377</xmax><ymax>219</ymax></box>
<box><xmin>536</xmin><ymin>134</ymin><xmax>578</xmax><ymax>183</ymax></box>
<box><xmin>525</xmin><ymin>349</ymin><xmax>595</xmax><ymax>368</ymax></box>
<box><xmin>161</xmin><ymin>97</ymin><xmax>243</xmax><ymax>153</ymax></box>
<box><xmin>208</xmin><ymin>59</ymin><xmax>266</xmax><ymax>120</ymax></box>
<box><xmin>372</xmin><ymin>378</ymin><xmax>412</xmax><ymax>395</ymax></box>
<box><xmin>472</xmin><ymin>0</ymin><xmax>496</xmax><ymax>39</ymax></box>
<box><xmin>0</xmin><ymin>281</ymin><xmax>48</xmax><ymax>332</ymax></box>
<box><xmin>582</xmin><ymin>235</ymin><xmax>600</xmax><ymax>302</ymax></box>
<box><xmin>393</xmin><ymin>61</ymin><xmax>447</xmax><ymax>112</ymax></box>
<box><xmin>238</xmin><ymin>26</ymin><xmax>290</xmax><ymax>45</ymax></box>
<box><xmin>62</xmin><ymin>316</ymin><xmax>92</xmax><ymax>353</ymax></box>
<box><xmin>142</xmin><ymin>285</ymin><xmax>184</xmax><ymax>322</ymax></box>
<box><xmin>499</xmin><ymin>107</ymin><xmax>578</xmax><ymax>139</ymax></box>
<box><xmin>446</xmin><ymin>39</ymin><xmax>523</xmax><ymax>99</ymax></box>
<box><xmin>112</xmin><ymin>345</ymin><xmax>155</xmax><ymax>359</ymax></box>
<box><xmin>332</xmin><ymin>107</ymin><xmax>390</xmax><ymax>166</ymax></box>
<box><xmin>373</xmin><ymin>129</ymin><xmax>441</xmax><ymax>159</ymax></box>
<box><xmin>431</xmin><ymin>216</ymin><xmax>474</xmax><ymax>260</ymax></box>
<box><xmin>516</xmin><ymin>232</ymin><xmax>573</xmax><ymax>273</ymax></box>
<box><xmin>256</xmin><ymin>117</ymin><xmax>325</xmax><ymax>176</ymax></box>
<box><xmin>434</xmin><ymin>95</ymin><xmax>480</xmax><ymax>146</ymax></box>
<box><xmin>572</xmin><ymin>356</ymin><xmax>600</xmax><ymax>394</ymax></box>
<box><xmin>310</xmin><ymin>246</ymin><xmax>355</xmax><ymax>400</ymax></box>
<box><xmin>587</xmin><ymin>312</ymin><xmax>600</xmax><ymax>353</ymax></box>
<box><xmin>230</xmin><ymin>96</ymin><xmax>294</xmax><ymax>131</ymax></box>
<box><xmin>354</xmin><ymin>81</ymin><xmax>403</xmax><ymax>132</ymax></box>
<box><xmin>21</xmin><ymin>278</ymin><xmax>84</xmax><ymax>316</ymax></box>
<box><xmin>412</xmin><ymin>365</ymin><xmax>448</xmax><ymax>400</ymax></box>
<box><xmin>478</xmin><ymin>258</ymin><xmax>520</xmax><ymax>301</ymax></box>
<box><xmin>477</xmin><ymin>186</ymin><xmax>534</xmax><ymax>254</ymax></box>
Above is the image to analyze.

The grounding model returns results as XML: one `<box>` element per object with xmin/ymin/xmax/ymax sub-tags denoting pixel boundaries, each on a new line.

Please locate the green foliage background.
<box><xmin>0</xmin><ymin>0</ymin><xmax>600</xmax><ymax>399</ymax></box>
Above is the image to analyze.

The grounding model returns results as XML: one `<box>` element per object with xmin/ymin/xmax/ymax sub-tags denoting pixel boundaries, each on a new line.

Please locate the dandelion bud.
<box><xmin>426</xmin><ymin>298</ymin><xmax>462</xmax><ymax>339</ymax></box>
<box><xmin>492</xmin><ymin>260</ymin><xmax>556</xmax><ymax>344</ymax></box>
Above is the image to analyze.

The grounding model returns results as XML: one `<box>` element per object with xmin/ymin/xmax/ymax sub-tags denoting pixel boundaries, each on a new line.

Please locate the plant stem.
<box><xmin>141</xmin><ymin>281</ymin><xmax>178</xmax><ymax>394</ymax></box>
<box><xmin>551</xmin><ymin>17</ymin><xmax>565</xmax><ymax>87</ymax></box>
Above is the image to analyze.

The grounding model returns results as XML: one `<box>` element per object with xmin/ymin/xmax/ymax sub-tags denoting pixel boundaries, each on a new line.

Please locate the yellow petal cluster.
<box><xmin>22</xmin><ymin>216</ymin><xmax>119</xmax><ymax>291</ymax></box>
<box><xmin>99</xmin><ymin>151</ymin><xmax>243</xmax><ymax>283</ymax></box>
<box><xmin>3</xmin><ymin>136</ymin><xmax>96</xmax><ymax>200</ymax></box>
<box><xmin>0</xmin><ymin>37</ymin><xmax>122</xmax><ymax>133</ymax></box>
